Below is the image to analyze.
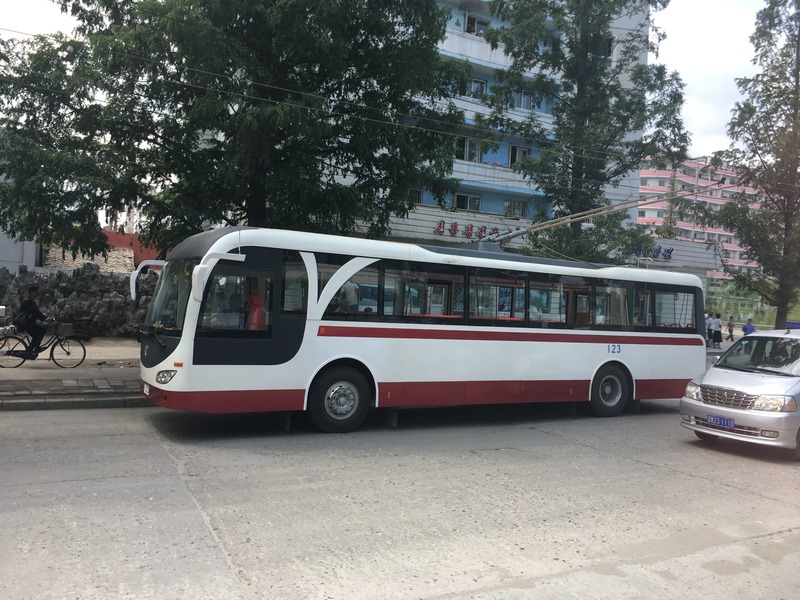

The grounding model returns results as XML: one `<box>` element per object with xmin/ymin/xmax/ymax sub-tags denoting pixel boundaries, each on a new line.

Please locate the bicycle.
<box><xmin>0</xmin><ymin>321</ymin><xmax>87</xmax><ymax>368</ymax></box>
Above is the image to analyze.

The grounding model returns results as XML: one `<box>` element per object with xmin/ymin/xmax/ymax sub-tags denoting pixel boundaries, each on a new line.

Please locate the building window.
<box><xmin>455</xmin><ymin>137</ymin><xmax>482</xmax><ymax>163</ymax></box>
<box><xmin>509</xmin><ymin>145</ymin><xmax>531</xmax><ymax>166</ymax></box>
<box><xmin>466</xmin><ymin>15</ymin><xmax>490</xmax><ymax>37</ymax></box>
<box><xmin>637</xmin><ymin>210</ymin><xmax>646</xmax><ymax>217</ymax></box>
<box><xmin>406</xmin><ymin>189</ymin><xmax>422</xmax><ymax>204</ymax></box>
<box><xmin>504</xmin><ymin>200</ymin><xmax>528</xmax><ymax>218</ymax></box>
<box><xmin>511</xmin><ymin>91</ymin><xmax>533</xmax><ymax>110</ymax></box>
<box><xmin>658</xmin><ymin>179</ymin><xmax>666</xmax><ymax>187</ymax></box>
<box><xmin>462</xmin><ymin>78</ymin><xmax>487</xmax><ymax>98</ymax></box>
<box><xmin>455</xmin><ymin>194</ymin><xmax>481</xmax><ymax>212</ymax></box>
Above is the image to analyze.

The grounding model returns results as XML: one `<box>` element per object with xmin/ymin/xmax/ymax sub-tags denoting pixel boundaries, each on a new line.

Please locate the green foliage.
<box><xmin>479</xmin><ymin>0</ymin><xmax>688</xmax><ymax>261</ymax></box>
<box><xmin>0</xmin><ymin>0</ymin><xmax>467</xmax><ymax>254</ymax></box>
<box><xmin>707</xmin><ymin>0</ymin><xmax>800</xmax><ymax>328</ymax></box>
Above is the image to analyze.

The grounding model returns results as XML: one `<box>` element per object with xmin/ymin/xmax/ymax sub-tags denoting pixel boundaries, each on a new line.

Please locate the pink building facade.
<box><xmin>638</xmin><ymin>158</ymin><xmax>761</xmax><ymax>281</ymax></box>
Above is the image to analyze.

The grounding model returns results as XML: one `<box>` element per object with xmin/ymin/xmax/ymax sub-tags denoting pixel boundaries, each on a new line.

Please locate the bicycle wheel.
<box><xmin>50</xmin><ymin>337</ymin><xmax>86</xmax><ymax>368</ymax></box>
<box><xmin>0</xmin><ymin>336</ymin><xmax>29</xmax><ymax>368</ymax></box>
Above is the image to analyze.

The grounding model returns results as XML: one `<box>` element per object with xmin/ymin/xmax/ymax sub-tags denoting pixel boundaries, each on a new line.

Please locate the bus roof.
<box><xmin>167</xmin><ymin>227</ymin><xmax>702</xmax><ymax>289</ymax></box>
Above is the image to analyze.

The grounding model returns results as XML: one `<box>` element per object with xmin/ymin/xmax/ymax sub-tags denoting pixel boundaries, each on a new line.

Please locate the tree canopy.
<box><xmin>706</xmin><ymin>0</ymin><xmax>800</xmax><ymax>328</ymax></box>
<box><xmin>0</xmin><ymin>0</ymin><xmax>467</xmax><ymax>255</ymax></box>
<box><xmin>479</xmin><ymin>0</ymin><xmax>688</xmax><ymax>262</ymax></box>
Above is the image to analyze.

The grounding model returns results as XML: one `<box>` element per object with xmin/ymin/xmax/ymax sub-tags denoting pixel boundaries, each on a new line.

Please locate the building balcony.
<box><xmin>440</xmin><ymin>29</ymin><xmax>514</xmax><ymax>70</ymax></box>
<box><xmin>451</xmin><ymin>159</ymin><xmax>537</xmax><ymax>195</ymax></box>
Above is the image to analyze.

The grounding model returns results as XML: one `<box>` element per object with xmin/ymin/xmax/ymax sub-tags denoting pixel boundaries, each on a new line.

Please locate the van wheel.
<box><xmin>589</xmin><ymin>365</ymin><xmax>629</xmax><ymax>417</ymax></box>
<box><xmin>308</xmin><ymin>367</ymin><xmax>371</xmax><ymax>433</ymax></box>
<box><xmin>695</xmin><ymin>431</ymin><xmax>719</xmax><ymax>442</ymax></box>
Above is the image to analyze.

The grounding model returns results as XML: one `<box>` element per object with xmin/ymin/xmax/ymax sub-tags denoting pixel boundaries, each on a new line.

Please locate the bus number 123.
<box><xmin>607</xmin><ymin>344</ymin><xmax>622</xmax><ymax>354</ymax></box>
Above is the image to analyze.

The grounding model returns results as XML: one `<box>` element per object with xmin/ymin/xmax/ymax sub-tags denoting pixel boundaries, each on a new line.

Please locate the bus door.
<box><xmin>194</xmin><ymin>248</ymin><xmax>306</xmax><ymax>365</ymax></box>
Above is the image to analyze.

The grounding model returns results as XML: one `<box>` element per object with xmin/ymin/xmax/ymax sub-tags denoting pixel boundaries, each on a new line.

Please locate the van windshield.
<box><xmin>144</xmin><ymin>259</ymin><xmax>198</xmax><ymax>332</ymax></box>
<box><xmin>717</xmin><ymin>336</ymin><xmax>800</xmax><ymax>376</ymax></box>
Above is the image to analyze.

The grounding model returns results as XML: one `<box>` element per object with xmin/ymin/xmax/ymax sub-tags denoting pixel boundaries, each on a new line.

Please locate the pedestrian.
<box><xmin>705</xmin><ymin>313</ymin><xmax>713</xmax><ymax>347</ymax></box>
<box><xmin>711</xmin><ymin>313</ymin><xmax>723</xmax><ymax>348</ymax></box>
<box><xmin>725</xmin><ymin>316</ymin><xmax>735</xmax><ymax>342</ymax></box>
<box><xmin>17</xmin><ymin>285</ymin><xmax>53</xmax><ymax>357</ymax></box>
<box><xmin>742</xmin><ymin>318</ymin><xmax>756</xmax><ymax>336</ymax></box>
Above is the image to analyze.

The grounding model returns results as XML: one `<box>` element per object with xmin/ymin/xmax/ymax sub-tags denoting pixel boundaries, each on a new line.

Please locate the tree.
<box><xmin>477</xmin><ymin>0</ymin><xmax>689</xmax><ymax>262</ymax></box>
<box><xmin>0</xmin><ymin>0</ymin><xmax>467</xmax><ymax>255</ymax></box>
<box><xmin>709</xmin><ymin>0</ymin><xmax>800</xmax><ymax>329</ymax></box>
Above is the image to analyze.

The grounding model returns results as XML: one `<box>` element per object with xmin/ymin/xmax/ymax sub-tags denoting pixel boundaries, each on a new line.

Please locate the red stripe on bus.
<box><xmin>376</xmin><ymin>378</ymin><xmax>690</xmax><ymax>408</ymax></box>
<box><xmin>636</xmin><ymin>379</ymin><xmax>689</xmax><ymax>400</ymax></box>
<box><xmin>378</xmin><ymin>380</ymin><xmax>592</xmax><ymax>408</ymax></box>
<box><xmin>143</xmin><ymin>384</ymin><xmax>305</xmax><ymax>413</ymax></box>
<box><xmin>318</xmin><ymin>325</ymin><xmax>704</xmax><ymax>346</ymax></box>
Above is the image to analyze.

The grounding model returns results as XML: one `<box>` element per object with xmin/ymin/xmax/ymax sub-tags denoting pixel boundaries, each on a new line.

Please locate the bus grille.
<box><xmin>700</xmin><ymin>385</ymin><xmax>757</xmax><ymax>410</ymax></box>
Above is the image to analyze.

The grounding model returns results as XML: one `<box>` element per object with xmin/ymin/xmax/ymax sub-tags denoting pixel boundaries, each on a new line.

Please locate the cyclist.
<box><xmin>18</xmin><ymin>285</ymin><xmax>53</xmax><ymax>356</ymax></box>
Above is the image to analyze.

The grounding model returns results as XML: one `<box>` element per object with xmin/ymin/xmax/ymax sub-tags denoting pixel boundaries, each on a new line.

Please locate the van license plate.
<box><xmin>143</xmin><ymin>383</ymin><xmax>150</xmax><ymax>396</ymax></box>
<box><xmin>707</xmin><ymin>415</ymin><xmax>734</xmax><ymax>429</ymax></box>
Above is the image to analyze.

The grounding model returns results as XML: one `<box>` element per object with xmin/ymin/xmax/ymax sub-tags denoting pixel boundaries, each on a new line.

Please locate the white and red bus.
<box><xmin>133</xmin><ymin>227</ymin><xmax>706</xmax><ymax>432</ymax></box>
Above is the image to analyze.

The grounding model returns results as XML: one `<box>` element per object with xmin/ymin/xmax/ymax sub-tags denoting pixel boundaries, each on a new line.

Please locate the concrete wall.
<box><xmin>0</xmin><ymin>235</ymin><xmax>37</xmax><ymax>271</ymax></box>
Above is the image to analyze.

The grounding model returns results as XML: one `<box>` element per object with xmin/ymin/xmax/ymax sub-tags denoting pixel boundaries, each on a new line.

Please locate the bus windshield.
<box><xmin>144</xmin><ymin>259</ymin><xmax>198</xmax><ymax>332</ymax></box>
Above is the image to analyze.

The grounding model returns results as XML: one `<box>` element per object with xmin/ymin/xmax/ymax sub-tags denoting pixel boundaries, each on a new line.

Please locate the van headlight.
<box><xmin>753</xmin><ymin>395</ymin><xmax>797</xmax><ymax>412</ymax></box>
<box><xmin>684</xmin><ymin>381</ymin><xmax>702</xmax><ymax>400</ymax></box>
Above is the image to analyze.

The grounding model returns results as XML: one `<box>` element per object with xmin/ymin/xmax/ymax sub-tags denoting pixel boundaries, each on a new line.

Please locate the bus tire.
<box><xmin>589</xmin><ymin>364</ymin><xmax>629</xmax><ymax>417</ymax></box>
<box><xmin>308</xmin><ymin>367</ymin><xmax>371</xmax><ymax>433</ymax></box>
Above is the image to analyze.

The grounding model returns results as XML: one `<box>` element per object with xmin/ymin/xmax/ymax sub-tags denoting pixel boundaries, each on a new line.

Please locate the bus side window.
<box><xmin>282</xmin><ymin>252</ymin><xmax>308</xmax><ymax>315</ymax></box>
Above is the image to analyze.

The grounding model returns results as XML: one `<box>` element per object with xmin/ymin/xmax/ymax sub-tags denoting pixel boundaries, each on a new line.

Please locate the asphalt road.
<box><xmin>1</xmin><ymin>402</ymin><xmax>798</xmax><ymax>600</ymax></box>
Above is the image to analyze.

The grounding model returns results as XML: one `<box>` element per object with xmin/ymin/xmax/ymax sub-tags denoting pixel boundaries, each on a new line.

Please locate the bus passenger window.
<box><xmin>594</xmin><ymin>284</ymin><xmax>629</xmax><ymax>326</ymax></box>
<box><xmin>469</xmin><ymin>268</ymin><xmax>525</xmax><ymax>325</ymax></box>
<box><xmin>198</xmin><ymin>269</ymin><xmax>272</xmax><ymax>334</ymax></box>
<box><xmin>282</xmin><ymin>252</ymin><xmax>308</xmax><ymax>315</ymax></box>
<box><xmin>654</xmin><ymin>290</ymin><xmax>695</xmax><ymax>328</ymax></box>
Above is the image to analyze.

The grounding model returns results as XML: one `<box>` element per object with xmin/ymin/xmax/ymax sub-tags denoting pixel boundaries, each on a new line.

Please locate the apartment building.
<box><xmin>388</xmin><ymin>0</ymin><xmax>644</xmax><ymax>248</ymax></box>
<box><xmin>638</xmin><ymin>157</ymin><xmax>760</xmax><ymax>279</ymax></box>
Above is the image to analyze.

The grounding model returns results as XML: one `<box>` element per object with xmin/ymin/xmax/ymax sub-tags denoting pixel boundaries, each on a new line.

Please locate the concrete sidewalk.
<box><xmin>0</xmin><ymin>337</ymin><xmax>146</xmax><ymax>411</ymax></box>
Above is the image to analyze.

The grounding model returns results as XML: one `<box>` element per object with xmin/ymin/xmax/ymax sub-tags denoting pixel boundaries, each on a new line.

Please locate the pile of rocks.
<box><xmin>0</xmin><ymin>263</ymin><xmax>158</xmax><ymax>338</ymax></box>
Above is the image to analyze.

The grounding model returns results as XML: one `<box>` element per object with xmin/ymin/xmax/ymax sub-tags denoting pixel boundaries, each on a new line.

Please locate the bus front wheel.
<box><xmin>308</xmin><ymin>367</ymin><xmax>371</xmax><ymax>433</ymax></box>
<box><xmin>589</xmin><ymin>365</ymin><xmax>629</xmax><ymax>417</ymax></box>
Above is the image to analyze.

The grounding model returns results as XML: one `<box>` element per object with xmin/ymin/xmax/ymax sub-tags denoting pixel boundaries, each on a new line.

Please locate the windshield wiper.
<box><xmin>752</xmin><ymin>367</ymin><xmax>793</xmax><ymax>376</ymax></box>
<box><xmin>716</xmin><ymin>364</ymin><xmax>757</xmax><ymax>373</ymax></box>
<box><xmin>139</xmin><ymin>326</ymin><xmax>167</xmax><ymax>348</ymax></box>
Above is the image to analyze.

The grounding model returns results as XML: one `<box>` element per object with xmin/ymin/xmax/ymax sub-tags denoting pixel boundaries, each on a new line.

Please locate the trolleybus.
<box><xmin>133</xmin><ymin>227</ymin><xmax>706</xmax><ymax>432</ymax></box>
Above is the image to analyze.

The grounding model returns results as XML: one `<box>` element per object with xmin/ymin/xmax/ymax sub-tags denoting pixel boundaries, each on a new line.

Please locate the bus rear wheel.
<box><xmin>308</xmin><ymin>367</ymin><xmax>371</xmax><ymax>433</ymax></box>
<box><xmin>589</xmin><ymin>364</ymin><xmax>629</xmax><ymax>417</ymax></box>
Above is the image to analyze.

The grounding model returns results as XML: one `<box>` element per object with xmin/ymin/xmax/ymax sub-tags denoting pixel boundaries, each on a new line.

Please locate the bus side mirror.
<box><xmin>192</xmin><ymin>264</ymin><xmax>209</xmax><ymax>303</ymax></box>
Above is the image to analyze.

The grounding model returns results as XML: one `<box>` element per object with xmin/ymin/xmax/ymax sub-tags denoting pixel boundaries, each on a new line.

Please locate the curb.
<box><xmin>1</xmin><ymin>394</ymin><xmax>153</xmax><ymax>411</ymax></box>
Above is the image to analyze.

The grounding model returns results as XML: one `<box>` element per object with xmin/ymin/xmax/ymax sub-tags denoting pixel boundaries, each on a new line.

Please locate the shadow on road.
<box><xmin>146</xmin><ymin>398</ymin><xmax>682</xmax><ymax>442</ymax></box>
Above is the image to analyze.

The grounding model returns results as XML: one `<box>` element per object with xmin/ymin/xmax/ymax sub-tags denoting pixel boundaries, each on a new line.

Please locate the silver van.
<box><xmin>680</xmin><ymin>329</ymin><xmax>800</xmax><ymax>461</ymax></box>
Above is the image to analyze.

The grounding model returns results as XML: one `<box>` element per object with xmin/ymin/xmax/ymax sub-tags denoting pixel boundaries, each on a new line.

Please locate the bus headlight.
<box><xmin>684</xmin><ymin>381</ymin><xmax>702</xmax><ymax>401</ymax></box>
<box><xmin>753</xmin><ymin>395</ymin><xmax>797</xmax><ymax>412</ymax></box>
<box><xmin>156</xmin><ymin>370</ymin><xmax>177</xmax><ymax>384</ymax></box>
